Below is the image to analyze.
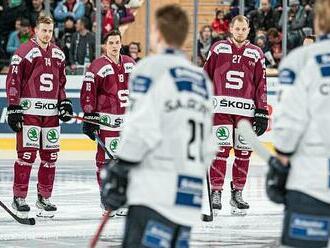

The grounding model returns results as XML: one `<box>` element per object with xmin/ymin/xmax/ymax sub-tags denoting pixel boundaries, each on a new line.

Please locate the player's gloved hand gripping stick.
<box><xmin>237</xmin><ymin>120</ymin><xmax>290</xmax><ymax>204</ymax></box>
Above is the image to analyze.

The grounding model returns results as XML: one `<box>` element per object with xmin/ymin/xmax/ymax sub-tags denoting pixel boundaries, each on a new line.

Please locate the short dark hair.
<box><xmin>103</xmin><ymin>29</ymin><xmax>122</xmax><ymax>43</ymax></box>
<box><xmin>155</xmin><ymin>4</ymin><xmax>189</xmax><ymax>48</ymax></box>
<box><xmin>267</xmin><ymin>27</ymin><xmax>280</xmax><ymax>38</ymax></box>
<box><xmin>79</xmin><ymin>17</ymin><xmax>90</xmax><ymax>29</ymax></box>
<box><xmin>20</xmin><ymin>18</ymin><xmax>31</xmax><ymax>27</ymax></box>
<box><xmin>128</xmin><ymin>41</ymin><xmax>141</xmax><ymax>52</ymax></box>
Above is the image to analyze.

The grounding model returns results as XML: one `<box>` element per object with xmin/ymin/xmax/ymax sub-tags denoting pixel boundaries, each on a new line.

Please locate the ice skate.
<box><xmin>12</xmin><ymin>196</ymin><xmax>30</xmax><ymax>219</ymax></box>
<box><xmin>36</xmin><ymin>194</ymin><xmax>57</xmax><ymax>218</ymax></box>
<box><xmin>230</xmin><ymin>182</ymin><xmax>249</xmax><ymax>216</ymax></box>
<box><xmin>211</xmin><ymin>190</ymin><xmax>222</xmax><ymax>216</ymax></box>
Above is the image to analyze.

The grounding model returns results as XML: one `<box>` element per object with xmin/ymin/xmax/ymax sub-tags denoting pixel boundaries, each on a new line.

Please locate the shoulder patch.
<box><xmin>124</xmin><ymin>62</ymin><xmax>135</xmax><ymax>73</ymax></box>
<box><xmin>10</xmin><ymin>55</ymin><xmax>22</xmax><ymax>65</ymax></box>
<box><xmin>279</xmin><ymin>68</ymin><xmax>296</xmax><ymax>85</ymax></box>
<box><xmin>213</xmin><ymin>43</ymin><xmax>232</xmax><ymax>54</ymax></box>
<box><xmin>25</xmin><ymin>47</ymin><xmax>42</xmax><ymax>62</ymax></box>
<box><xmin>84</xmin><ymin>71</ymin><xmax>95</xmax><ymax>82</ymax></box>
<box><xmin>132</xmin><ymin>76</ymin><xmax>152</xmax><ymax>93</ymax></box>
<box><xmin>315</xmin><ymin>53</ymin><xmax>330</xmax><ymax>77</ymax></box>
<box><xmin>243</xmin><ymin>48</ymin><xmax>260</xmax><ymax>62</ymax></box>
<box><xmin>97</xmin><ymin>64</ymin><xmax>114</xmax><ymax>78</ymax></box>
<box><xmin>52</xmin><ymin>48</ymin><xmax>65</xmax><ymax>62</ymax></box>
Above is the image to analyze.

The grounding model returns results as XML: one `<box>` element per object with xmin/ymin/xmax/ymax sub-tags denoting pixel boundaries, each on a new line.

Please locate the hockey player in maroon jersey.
<box><xmin>80</xmin><ymin>29</ymin><xmax>135</xmax><ymax>216</ymax></box>
<box><xmin>204</xmin><ymin>15</ymin><xmax>268</xmax><ymax>215</ymax></box>
<box><xmin>6</xmin><ymin>15</ymin><xmax>73</xmax><ymax>218</ymax></box>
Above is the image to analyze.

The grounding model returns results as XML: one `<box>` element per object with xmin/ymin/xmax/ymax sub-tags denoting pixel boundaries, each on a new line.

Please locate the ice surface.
<box><xmin>0</xmin><ymin>152</ymin><xmax>284</xmax><ymax>247</ymax></box>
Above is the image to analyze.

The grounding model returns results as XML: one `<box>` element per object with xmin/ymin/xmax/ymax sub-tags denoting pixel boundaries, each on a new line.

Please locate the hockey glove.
<box><xmin>253</xmin><ymin>109</ymin><xmax>269</xmax><ymax>136</ymax></box>
<box><xmin>58</xmin><ymin>99</ymin><xmax>73</xmax><ymax>122</ymax></box>
<box><xmin>82</xmin><ymin>113</ymin><xmax>100</xmax><ymax>140</ymax></box>
<box><xmin>101</xmin><ymin>159</ymin><xmax>133</xmax><ymax>211</ymax></box>
<box><xmin>266</xmin><ymin>156</ymin><xmax>290</xmax><ymax>204</ymax></box>
<box><xmin>7</xmin><ymin>105</ymin><xmax>24</xmax><ymax>132</ymax></box>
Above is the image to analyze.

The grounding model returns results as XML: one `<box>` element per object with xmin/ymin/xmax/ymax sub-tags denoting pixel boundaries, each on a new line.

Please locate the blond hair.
<box><xmin>314</xmin><ymin>0</ymin><xmax>330</xmax><ymax>33</ymax></box>
<box><xmin>36</xmin><ymin>15</ymin><xmax>54</xmax><ymax>26</ymax></box>
<box><xmin>230</xmin><ymin>15</ymin><xmax>249</xmax><ymax>26</ymax></box>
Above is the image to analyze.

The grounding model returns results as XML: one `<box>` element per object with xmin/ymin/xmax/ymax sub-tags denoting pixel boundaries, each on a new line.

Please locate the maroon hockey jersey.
<box><xmin>204</xmin><ymin>39</ymin><xmax>267</xmax><ymax>117</ymax></box>
<box><xmin>80</xmin><ymin>55</ymin><xmax>135</xmax><ymax>129</ymax></box>
<box><xmin>6</xmin><ymin>38</ymin><xmax>67</xmax><ymax>116</ymax></box>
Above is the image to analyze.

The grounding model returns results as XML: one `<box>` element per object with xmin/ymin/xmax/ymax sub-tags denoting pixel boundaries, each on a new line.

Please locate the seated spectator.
<box><xmin>83</xmin><ymin>0</ymin><xmax>94</xmax><ymax>27</ymax></box>
<box><xmin>279</xmin><ymin>0</ymin><xmax>307</xmax><ymax>50</ymax></box>
<box><xmin>255</xmin><ymin>35</ymin><xmax>276</xmax><ymax>67</ymax></box>
<box><xmin>6</xmin><ymin>18</ymin><xmax>33</xmax><ymax>55</ymax></box>
<box><xmin>122</xmin><ymin>41</ymin><xmax>141</xmax><ymax>62</ymax></box>
<box><xmin>248</xmin><ymin>0</ymin><xmax>280</xmax><ymax>41</ymax></box>
<box><xmin>69</xmin><ymin>16</ymin><xmax>95</xmax><ymax>74</ymax></box>
<box><xmin>267</xmin><ymin>28</ymin><xmax>282</xmax><ymax>67</ymax></box>
<box><xmin>58</xmin><ymin>16</ymin><xmax>76</xmax><ymax>65</ymax></box>
<box><xmin>25</xmin><ymin>0</ymin><xmax>45</xmax><ymax>28</ymax></box>
<box><xmin>211</xmin><ymin>9</ymin><xmax>229</xmax><ymax>39</ymax></box>
<box><xmin>111</xmin><ymin>0</ymin><xmax>134</xmax><ymax>25</ymax></box>
<box><xmin>197</xmin><ymin>25</ymin><xmax>216</xmax><ymax>67</ymax></box>
<box><xmin>54</xmin><ymin>0</ymin><xmax>85</xmax><ymax>31</ymax></box>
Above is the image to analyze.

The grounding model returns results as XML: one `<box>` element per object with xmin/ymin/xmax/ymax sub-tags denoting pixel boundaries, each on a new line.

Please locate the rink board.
<box><xmin>0</xmin><ymin>75</ymin><xmax>279</xmax><ymax>150</ymax></box>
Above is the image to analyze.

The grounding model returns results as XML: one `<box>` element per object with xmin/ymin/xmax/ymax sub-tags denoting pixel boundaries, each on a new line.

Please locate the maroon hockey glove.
<box><xmin>7</xmin><ymin>105</ymin><xmax>24</xmax><ymax>132</ymax></box>
<box><xmin>253</xmin><ymin>109</ymin><xmax>269</xmax><ymax>136</ymax></box>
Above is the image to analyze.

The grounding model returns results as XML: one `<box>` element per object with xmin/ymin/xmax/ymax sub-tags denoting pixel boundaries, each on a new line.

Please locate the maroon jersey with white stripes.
<box><xmin>204</xmin><ymin>39</ymin><xmax>267</xmax><ymax>117</ymax></box>
<box><xmin>80</xmin><ymin>55</ymin><xmax>135</xmax><ymax>114</ymax></box>
<box><xmin>6</xmin><ymin>38</ymin><xmax>67</xmax><ymax>109</ymax></box>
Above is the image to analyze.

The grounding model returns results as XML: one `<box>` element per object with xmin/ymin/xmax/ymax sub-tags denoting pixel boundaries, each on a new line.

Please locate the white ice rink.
<box><xmin>0</xmin><ymin>151</ymin><xmax>284</xmax><ymax>247</ymax></box>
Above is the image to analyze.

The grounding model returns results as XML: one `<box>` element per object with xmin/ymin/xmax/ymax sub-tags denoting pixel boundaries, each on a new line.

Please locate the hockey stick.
<box><xmin>89</xmin><ymin>211</ymin><xmax>110</xmax><ymax>248</ymax></box>
<box><xmin>201</xmin><ymin>171</ymin><xmax>213</xmax><ymax>222</ymax></box>
<box><xmin>89</xmin><ymin>133</ymin><xmax>113</xmax><ymax>248</ymax></box>
<box><xmin>68</xmin><ymin>115</ymin><xmax>118</xmax><ymax>129</ymax></box>
<box><xmin>0</xmin><ymin>200</ymin><xmax>35</xmax><ymax>225</ymax></box>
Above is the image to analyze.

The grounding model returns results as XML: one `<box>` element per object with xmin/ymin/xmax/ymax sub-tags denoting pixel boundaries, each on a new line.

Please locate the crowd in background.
<box><xmin>197</xmin><ymin>0</ymin><xmax>315</xmax><ymax>68</ymax></box>
<box><xmin>0</xmin><ymin>0</ymin><xmax>142</xmax><ymax>74</ymax></box>
<box><xmin>0</xmin><ymin>0</ymin><xmax>317</xmax><ymax>74</ymax></box>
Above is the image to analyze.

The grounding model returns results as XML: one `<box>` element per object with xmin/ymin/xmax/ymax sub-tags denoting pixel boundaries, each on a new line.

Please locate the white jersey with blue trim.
<box><xmin>116</xmin><ymin>49</ymin><xmax>216</xmax><ymax>226</ymax></box>
<box><xmin>274</xmin><ymin>36</ymin><xmax>330</xmax><ymax>204</ymax></box>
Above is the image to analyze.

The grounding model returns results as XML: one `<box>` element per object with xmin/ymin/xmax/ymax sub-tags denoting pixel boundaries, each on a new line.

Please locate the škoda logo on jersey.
<box><xmin>21</xmin><ymin>99</ymin><xmax>31</xmax><ymax>110</ymax></box>
<box><xmin>216</xmin><ymin>127</ymin><xmax>229</xmax><ymax>140</ymax></box>
<box><xmin>100</xmin><ymin>115</ymin><xmax>123</xmax><ymax>127</ymax></box>
<box><xmin>47</xmin><ymin>129</ymin><xmax>59</xmax><ymax>143</ymax></box>
<box><xmin>27</xmin><ymin>127</ymin><xmax>39</xmax><ymax>141</ymax></box>
<box><xmin>109</xmin><ymin>139</ymin><xmax>119</xmax><ymax>153</ymax></box>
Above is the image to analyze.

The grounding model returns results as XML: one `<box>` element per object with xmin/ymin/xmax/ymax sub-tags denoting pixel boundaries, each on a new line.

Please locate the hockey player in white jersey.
<box><xmin>270</xmin><ymin>0</ymin><xmax>330</xmax><ymax>246</ymax></box>
<box><xmin>101</xmin><ymin>4</ymin><xmax>216</xmax><ymax>247</ymax></box>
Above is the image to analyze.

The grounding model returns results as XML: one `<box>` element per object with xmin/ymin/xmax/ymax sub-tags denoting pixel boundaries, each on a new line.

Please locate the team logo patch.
<box><xmin>109</xmin><ymin>138</ymin><xmax>119</xmax><ymax>153</ymax></box>
<box><xmin>10</xmin><ymin>55</ymin><xmax>22</xmax><ymax>65</ymax></box>
<box><xmin>21</xmin><ymin>99</ymin><xmax>31</xmax><ymax>110</ymax></box>
<box><xmin>47</xmin><ymin>129</ymin><xmax>59</xmax><ymax>143</ymax></box>
<box><xmin>27</xmin><ymin>127</ymin><xmax>39</xmax><ymax>142</ymax></box>
<box><xmin>216</xmin><ymin>127</ymin><xmax>229</xmax><ymax>140</ymax></box>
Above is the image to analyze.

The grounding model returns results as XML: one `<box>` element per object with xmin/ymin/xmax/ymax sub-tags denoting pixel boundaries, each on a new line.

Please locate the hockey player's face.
<box><xmin>230</xmin><ymin>20</ymin><xmax>249</xmax><ymax>44</ymax></box>
<box><xmin>35</xmin><ymin>23</ymin><xmax>54</xmax><ymax>44</ymax></box>
<box><xmin>106</xmin><ymin>35</ymin><xmax>121</xmax><ymax>58</ymax></box>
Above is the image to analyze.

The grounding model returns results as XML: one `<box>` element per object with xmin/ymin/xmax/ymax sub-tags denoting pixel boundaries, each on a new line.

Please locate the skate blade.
<box><xmin>230</xmin><ymin>206</ymin><xmax>247</xmax><ymax>216</ymax></box>
<box><xmin>36</xmin><ymin>210</ymin><xmax>55</xmax><ymax>218</ymax></box>
<box><xmin>212</xmin><ymin>209</ymin><xmax>221</xmax><ymax>217</ymax></box>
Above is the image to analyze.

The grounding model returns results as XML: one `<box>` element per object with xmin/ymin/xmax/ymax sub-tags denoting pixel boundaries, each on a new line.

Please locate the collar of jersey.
<box><xmin>162</xmin><ymin>48</ymin><xmax>185</xmax><ymax>57</ymax></box>
<box><xmin>318</xmin><ymin>34</ymin><xmax>330</xmax><ymax>42</ymax></box>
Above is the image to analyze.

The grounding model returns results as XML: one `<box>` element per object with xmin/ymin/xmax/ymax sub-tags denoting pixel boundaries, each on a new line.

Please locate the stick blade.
<box><xmin>237</xmin><ymin>120</ymin><xmax>272</xmax><ymax>162</ymax></box>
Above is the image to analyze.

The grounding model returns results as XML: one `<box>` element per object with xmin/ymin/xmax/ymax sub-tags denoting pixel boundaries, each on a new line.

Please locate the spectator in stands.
<box><xmin>255</xmin><ymin>35</ymin><xmax>277</xmax><ymax>67</ymax></box>
<box><xmin>211</xmin><ymin>9</ymin><xmax>229</xmax><ymax>39</ymax></box>
<box><xmin>279</xmin><ymin>0</ymin><xmax>307</xmax><ymax>50</ymax></box>
<box><xmin>102</xmin><ymin>0</ymin><xmax>115</xmax><ymax>37</ymax></box>
<box><xmin>58</xmin><ymin>16</ymin><xmax>76</xmax><ymax>65</ymax></box>
<box><xmin>127</xmin><ymin>41</ymin><xmax>141</xmax><ymax>62</ymax></box>
<box><xmin>197</xmin><ymin>25</ymin><xmax>216</xmax><ymax>67</ymax></box>
<box><xmin>25</xmin><ymin>0</ymin><xmax>45</xmax><ymax>27</ymax></box>
<box><xmin>111</xmin><ymin>0</ymin><xmax>134</xmax><ymax>25</ymax></box>
<box><xmin>248</xmin><ymin>0</ymin><xmax>280</xmax><ymax>41</ymax></box>
<box><xmin>69</xmin><ymin>16</ymin><xmax>95</xmax><ymax>74</ymax></box>
<box><xmin>6</xmin><ymin>18</ymin><xmax>33</xmax><ymax>55</ymax></box>
<box><xmin>54</xmin><ymin>0</ymin><xmax>85</xmax><ymax>31</ymax></box>
<box><xmin>267</xmin><ymin>27</ymin><xmax>282</xmax><ymax>67</ymax></box>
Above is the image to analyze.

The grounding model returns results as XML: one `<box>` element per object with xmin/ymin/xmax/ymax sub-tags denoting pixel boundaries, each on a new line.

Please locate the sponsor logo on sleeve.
<box><xmin>124</xmin><ymin>62</ymin><xmax>135</xmax><ymax>73</ymax></box>
<box><xmin>52</xmin><ymin>48</ymin><xmax>65</xmax><ymax>62</ymax></box>
<box><xmin>213</xmin><ymin>43</ymin><xmax>232</xmax><ymax>54</ymax></box>
<box><xmin>84</xmin><ymin>72</ymin><xmax>95</xmax><ymax>82</ymax></box>
<box><xmin>97</xmin><ymin>64</ymin><xmax>114</xmax><ymax>78</ymax></box>
<box><xmin>10</xmin><ymin>55</ymin><xmax>22</xmax><ymax>65</ymax></box>
<box><xmin>243</xmin><ymin>48</ymin><xmax>260</xmax><ymax>62</ymax></box>
<box><xmin>25</xmin><ymin>48</ymin><xmax>42</xmax><ymax>62</ymax></box>
<box><xmin>279</xmin><ymin>69</ymin><xmax>296</xmax><ymax>85</ymax></box>
<box><xmin>132</xmin><ymin>76</ymin><xmax>152</xmax><ymax>93</ymax></box>
<box><xmin>315</xmin><ymin>54</ymin><xmax>330</xmax><ymax>77</ymax></box>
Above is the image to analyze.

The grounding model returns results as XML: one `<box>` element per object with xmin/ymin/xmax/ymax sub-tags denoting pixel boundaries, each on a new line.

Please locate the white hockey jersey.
<box><xmin>274</xmin><ymin>35</ymin><xmax>330</xmax><ymax>204</ymax></box>
<box><xmin>116</xmin><ymin>49</ymin><xmax>216</xmax><ymax>226</ymax></box>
